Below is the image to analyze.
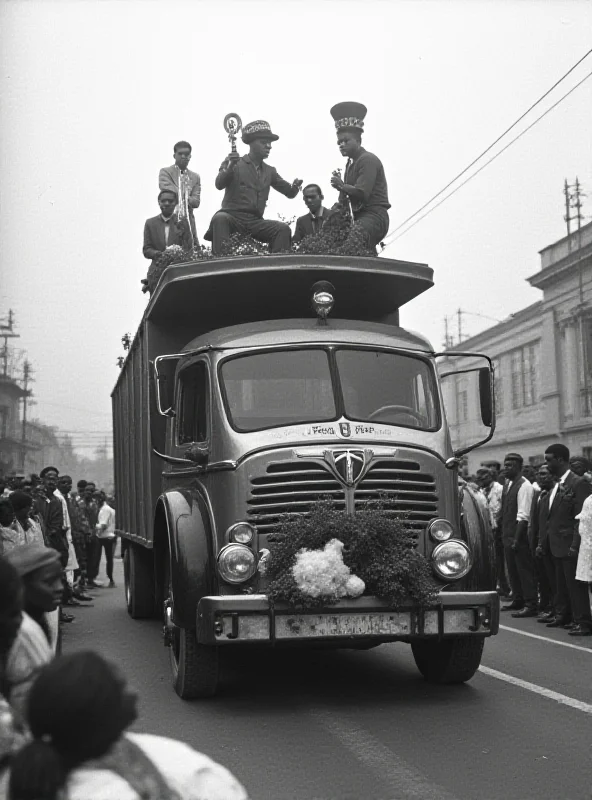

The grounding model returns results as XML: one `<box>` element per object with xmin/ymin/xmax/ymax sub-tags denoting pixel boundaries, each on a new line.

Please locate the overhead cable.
<box><xmin>383</xmin><ymin>69</ymin><xmax>592</xmax><ymax>249</ymax></box>
<box><xmin>382</xmin><ymin>47</ymin><xmax>592</xmax><ymax>247</ymax></box>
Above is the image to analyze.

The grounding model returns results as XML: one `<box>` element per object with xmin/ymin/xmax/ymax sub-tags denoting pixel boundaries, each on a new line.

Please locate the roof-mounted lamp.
<box><xmin>311</xmin><ymin>281</ymin><xmax>335</xmax><ymax>325</ymax></box>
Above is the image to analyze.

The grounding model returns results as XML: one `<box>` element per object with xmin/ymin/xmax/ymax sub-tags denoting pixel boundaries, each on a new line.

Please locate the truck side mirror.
<box><xmin>153</xmin><ymin>355</ymin><xmax>182</xmax><ymax>417</ymax></box>
<box><xmin>479</xmin><ymin>367</ymin><xmax>493</xmax><ymax>428</ymax></box>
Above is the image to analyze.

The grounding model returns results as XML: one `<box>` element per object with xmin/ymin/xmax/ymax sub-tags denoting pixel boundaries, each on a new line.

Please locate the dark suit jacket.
<box><xmin>215</xmin><ymin>155</ymin><xmax>299</xmax><ymax>217</ymax></box>
<box><xmin>293</xmin><ymin>208</ymin><xmax>332</xmax><ymax>243</ymax></box>
<box><xmin>546</xmin><ymin>471</ymin><xmax>592</xmax><ymax>558</ymax></box>
<box><xmin>33</xmin><ymin>494</ymin><xmax>68</xmax><ymax>564</ymax></box>
<box><xmin>143</xmin><ymin>214</ymin><xmax>191</xmax><ymax>265</ymax></box>
<box><xmin>529</xmin><ymin>490</ymin><xmax>550</xmax><ymax>553</ymax></box>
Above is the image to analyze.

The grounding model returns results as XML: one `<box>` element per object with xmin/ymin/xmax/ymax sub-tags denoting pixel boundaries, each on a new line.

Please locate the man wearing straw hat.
<box><xmin>206</xmin><ymin>120</ymin><xmax>302</xmax><ymax>255</ymax></box>
<box><xmin>329</xmin><ymin>101</ymin><xmax>390</xmax><ymax>252</ymax></box>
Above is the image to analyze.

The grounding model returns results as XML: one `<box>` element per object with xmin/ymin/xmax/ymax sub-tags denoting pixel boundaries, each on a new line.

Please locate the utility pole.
<box><xmin>443</xmin><ymin>316</ymin><xmax>451</xmax><ymax>350</ymax></box>
<box><xmin>0</xmin><ymin>310</ymin><xmax>19</xmax><ymax>378</ymax></box>
<box><xmin>564</xmin><ymin>178</ymin><xmax>572</xmax><ymax>238</ymax></box>
<box><xmin>457</xmin><ymin>308</ymin><xmax>463</xmax><ymax>345</ymax></box>
<box><xmin>20</xmin><ymin>360</ymin><xmax>34</xmax><ymax>471</ymax></box>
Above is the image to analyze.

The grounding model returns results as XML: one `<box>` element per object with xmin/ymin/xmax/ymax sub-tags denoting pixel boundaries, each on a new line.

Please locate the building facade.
<box><xmin>441</xmin><ymin>220</ymin><xmax>592</xmax><ymax>474</ymax></box>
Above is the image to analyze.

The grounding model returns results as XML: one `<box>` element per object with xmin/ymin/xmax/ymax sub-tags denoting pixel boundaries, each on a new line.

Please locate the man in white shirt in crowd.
<box><xmin>500</xmin><ymin>452</ymin><xmax>537</xmax><ymax>617</ymax></box>
<box><xmin>95</xmin><ymin>491</ymin><xmax>117</xmax><ymax>588</ymax></box>
<box><xmin>476</xmin><ymin>467</ymin><xmax>508</xmax><ymax>596</ymax></box>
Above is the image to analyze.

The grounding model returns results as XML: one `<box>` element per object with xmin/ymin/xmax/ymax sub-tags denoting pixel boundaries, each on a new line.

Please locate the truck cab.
<box><xmin>113</xmin><ymin>254</ymin><xmax>498</xmax><ymax>698</ymax></box>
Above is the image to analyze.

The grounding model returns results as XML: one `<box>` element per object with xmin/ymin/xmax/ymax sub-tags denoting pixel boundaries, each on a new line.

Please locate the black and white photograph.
<box><xmin>0</xmin><ymin>1</ymin><xmax>591</xmax><ymax>798</ymax></box>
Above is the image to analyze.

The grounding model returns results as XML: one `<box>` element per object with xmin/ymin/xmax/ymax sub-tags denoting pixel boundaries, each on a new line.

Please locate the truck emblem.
<box><xmin>325</xmin><ymin>449</ymin><xmax>373</xmax><ymax>486</ymax></box>
<box><xmin>339</xmin><ymin>422</ymin><xmax>351</xmax><ymax>437</ymax></box>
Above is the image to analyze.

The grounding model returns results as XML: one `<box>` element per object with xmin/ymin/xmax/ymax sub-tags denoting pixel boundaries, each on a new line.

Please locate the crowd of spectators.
<box><xmin>466</xmin><ymin>445</ymin><xmax>592</xmax><ymax>637</ymax></box>
<box><xmin>0</xmin><ymin>466</ymin><xmax>249</xmax><ymax>798</ymax></box>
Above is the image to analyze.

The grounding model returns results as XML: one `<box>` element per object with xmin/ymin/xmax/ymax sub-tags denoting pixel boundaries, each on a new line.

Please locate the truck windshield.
<box><xmin>221</xmin><ymin>348</ymin><xmax>439</xmax><ymax>432</ymax></box>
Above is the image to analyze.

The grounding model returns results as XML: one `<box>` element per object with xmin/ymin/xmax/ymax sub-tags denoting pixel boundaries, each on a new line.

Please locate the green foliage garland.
<box><xmin>143</xmin><ymin>204</ymin><xmax>376</xmax><ymax>293</ymax></box>
<box><xmin>265</xmin><ymin>501</ymin><xmax>438</xmax><ymax>610</ymax></box>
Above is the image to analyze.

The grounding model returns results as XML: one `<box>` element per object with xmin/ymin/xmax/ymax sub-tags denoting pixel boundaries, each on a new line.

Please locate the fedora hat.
<box><xmin>242</xmin><ymin>120</ymin><xmax>279</xmax><ymax>144</ymax></box>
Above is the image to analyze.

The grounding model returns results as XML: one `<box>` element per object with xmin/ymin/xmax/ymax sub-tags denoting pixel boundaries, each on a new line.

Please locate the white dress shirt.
<box><xmin>505</xmin><ymin>478</ymin><xmax>535</xmax><ymax>522</ymax></box>
<box><xmin>547</xmin><ymin>469</ymin><xmax>571</xmax><ymax>509</ymax></box>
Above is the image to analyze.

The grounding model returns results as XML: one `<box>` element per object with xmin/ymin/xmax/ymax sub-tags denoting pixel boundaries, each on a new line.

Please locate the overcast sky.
<box><xmin>1</xmin><ymin>0</ymin><xmax>591</xmax><ymax>458</ymax></box>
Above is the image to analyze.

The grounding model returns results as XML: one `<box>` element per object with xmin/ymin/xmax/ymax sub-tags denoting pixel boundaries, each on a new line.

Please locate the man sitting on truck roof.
<box><xmin>142</xmin><ymin>190</ymin><xmax>193</xmax><ymax>292</ymax></box>
<box><xmin>205</xmin><ymin>120</ymin><xmax>303</xmax><ymax>255</ymax></box>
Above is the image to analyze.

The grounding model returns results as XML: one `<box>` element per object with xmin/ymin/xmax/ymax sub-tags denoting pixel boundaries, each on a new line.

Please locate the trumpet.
<box><xmin>176</xmin><ymin>167</ymin><xmax>194</xmax><ymax>249</ymax></box>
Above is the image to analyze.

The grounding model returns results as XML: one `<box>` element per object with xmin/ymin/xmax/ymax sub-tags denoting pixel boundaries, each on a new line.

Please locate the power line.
<box><xmin>382</xmin><ymin>46</ymin><xmax>592</xmax><ymax>247</ymax></box>
<box><xmin>383</xmin><ymin>70</ymin><xmax>592</xmax><ymax>249</ymax></box>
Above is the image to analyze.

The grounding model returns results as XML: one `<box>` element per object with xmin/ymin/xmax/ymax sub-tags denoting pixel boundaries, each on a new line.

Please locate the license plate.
<box><xmin>275</xmin><ymin>611</ymin><xmax>412</xmax><ymax>639</ymax></box>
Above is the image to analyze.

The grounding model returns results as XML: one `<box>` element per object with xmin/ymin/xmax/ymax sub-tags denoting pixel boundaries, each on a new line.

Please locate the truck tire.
<box><xmin>124</xmin><ymin>544</ymin><xmax>155</xmax><ymax>619</ymax></box>
<box><xmin>170</xmin><ymin>628</ymin><xmax>220</xmax><ymax>699</ymax></box>
<box><xmin>163</xmin><ymin>549</ymin><xmax>219</xmax><ymax>699</ymax></box>
<box><xmin>411</xmin><ymin>637</ymin><xmax>484</xmax><ymax>684</ymax></box>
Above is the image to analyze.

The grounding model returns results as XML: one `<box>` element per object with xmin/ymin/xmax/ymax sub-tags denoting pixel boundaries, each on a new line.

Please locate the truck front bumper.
<box><xmin>196</xmin><ymin>591</ymin><xmax>500</xmax><ymax>645</ymax></box>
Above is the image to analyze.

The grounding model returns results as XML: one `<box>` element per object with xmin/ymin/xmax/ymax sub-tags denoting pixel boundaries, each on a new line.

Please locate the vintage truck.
<box><xmin>112</xmin><ymin>254</ymin><xmax>499</xmax><ymax>698</ymax></box>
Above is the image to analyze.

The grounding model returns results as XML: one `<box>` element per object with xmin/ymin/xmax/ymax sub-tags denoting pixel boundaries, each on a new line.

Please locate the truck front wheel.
<box><xmin>411</xmin><ymin>637</ymin><xmax>484</xmax><ymax>684</ymax></box>
<box><xmin>124</xmin><ymin>544</ymin><xmax>155</xmax><ymax>619</ymax></box>
<box><xmin>170</xmin><ymin>627</ymin><xmax>219</xmax><ymax>699</ymax></box>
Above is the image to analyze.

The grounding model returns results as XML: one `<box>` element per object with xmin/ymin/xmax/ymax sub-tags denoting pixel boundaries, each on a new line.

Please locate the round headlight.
<box><xmin>217</xmin><ymin>544</ymin><xmax>257</xmax><ymax>584</ymax></box>
<box><xmin>428</xmin><ymin>519</ymin><xmax>454</xmax><ymax>542</ymax></box>
<box><xmin>227</xmin><ymin>522</ymin><xmax>255</xmax><ymax>544</ymax></box>
<box><xmin>432</xmin><ymin>540</ymin><xmax>472</xmax><ymax>580</ymax></box>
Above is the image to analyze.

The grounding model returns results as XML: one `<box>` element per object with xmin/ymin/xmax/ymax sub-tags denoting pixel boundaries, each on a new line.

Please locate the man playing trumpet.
<box><xmin>206</xmin><ymin>120</ymin><xmax>302</xmax><ymax>255</ymax></box>
<box><xmin>159</xmin><ymin>141</ymin><xmax>201</xmax><ymax>242</ymax></box>
<box><xmin>329</xmin><ymin>102</ymin><xmax>390</xmax><ymax>252</ymax></box>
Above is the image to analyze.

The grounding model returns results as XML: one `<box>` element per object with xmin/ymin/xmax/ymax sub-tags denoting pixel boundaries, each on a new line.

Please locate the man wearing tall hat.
<box><xmin>329</xmin><ymin>102</ymin><xmax>390</xmax><ymax>252</ymax></box>
<box><xmin>206</xmin><ymin>120</ymin><xmax>303</xmax><ymax>255</ymax></box>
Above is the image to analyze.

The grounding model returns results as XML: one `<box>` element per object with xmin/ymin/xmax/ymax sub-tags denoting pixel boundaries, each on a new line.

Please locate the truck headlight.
<box><xmin>428</xmin><ymin>519</ymin><xmax>454</xmax><ymax>542</ymax></box>
<box><xmin>227</xmin><ymin>522</ymin><xmax>255</xmax><ymax>544</ymax></box>
<box><xmin>217</xmin><ymin>544</ymin><xmax>257</xmax><ymax>584</ymax></box>
<box><xmin>431</xmin><ymin>540</ymin><xmax>472</xmax><ymax>580</ymax></box>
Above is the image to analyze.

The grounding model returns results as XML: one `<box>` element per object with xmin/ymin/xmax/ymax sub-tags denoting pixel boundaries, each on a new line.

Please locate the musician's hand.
<box><xmin>292</xmin><ymin>179</ymin><xmax>303</xmax><ymax>191</ymax></box>
<box><xmin>331</xmin><ymin>175</ymin><xmax>345</xmax><ymax>191</ymax></box>
<box><xmin>226</xmin><ymin>152</ymin><xmax>240</xmax><ymax>168</ymax></box>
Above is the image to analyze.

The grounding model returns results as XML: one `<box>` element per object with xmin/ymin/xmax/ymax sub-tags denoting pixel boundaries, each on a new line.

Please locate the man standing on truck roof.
<box><xmin>159</xmin><ymin>140</ymin><xmax>201</xmax><ymax>240</ymax></box>
<box><xmin>329</xmin><ymin>101</ymin><xmax>390</xmax><ymax>252</ymax></box>
<box><xmin>205</xmin><ymin>120</ymin><xmax>303</xmax><ymax>255</ymax></box>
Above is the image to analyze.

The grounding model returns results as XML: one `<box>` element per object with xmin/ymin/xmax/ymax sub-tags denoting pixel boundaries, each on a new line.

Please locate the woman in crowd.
<box><xmin>576</xmin><ymin>493</ymin><xmax>592</xmax><ymax>588</ymax></box>
<box><xmin>3</xmin><ymin>547</ymin><xmax>62</xmax><ymax>716</ymax></box>
<box><xmin>0</xmin><ymin>501</ymin><xmax>16</xmax><ymax>555</ymax></box>
<box><xmin>3</xmin><ymin>651</ymin><xmax>248</xmax><ymax>800</ymax></box>
<box><xmin>3</xmin><ymin>492</ymin><xmax>45</xmax><ymax>552</ymax></box>
<box><xmin>0</xmin><ymin>557</ymin><xmax>28</xmax><ymax>755</ymax></box>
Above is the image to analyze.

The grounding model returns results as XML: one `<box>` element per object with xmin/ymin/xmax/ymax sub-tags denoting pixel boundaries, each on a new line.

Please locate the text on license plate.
<box><xmin>275</xmin><ymin>612</ymin><xmax>412</xmax><ymax>639</ymax></box>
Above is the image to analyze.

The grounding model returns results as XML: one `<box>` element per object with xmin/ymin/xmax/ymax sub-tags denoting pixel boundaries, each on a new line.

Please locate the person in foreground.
<box><xmin>2</xmin><ymin>651</ymin><xmax>249</xmax><ymax>800</ymax></box>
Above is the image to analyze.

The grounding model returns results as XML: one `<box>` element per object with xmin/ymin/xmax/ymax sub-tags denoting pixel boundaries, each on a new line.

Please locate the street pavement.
<box><xmin>63</xmin><ymin>561</ymin><xmax>592</xmax><ymax>800</ymax></box>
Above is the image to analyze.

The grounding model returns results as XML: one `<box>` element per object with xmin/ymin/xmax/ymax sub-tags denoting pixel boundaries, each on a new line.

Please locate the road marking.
<box><xmin>309</xmin><ymin>708</ymin><xmax>459</xmax><ymax>800</ymax></box>
<box><xmin>479</xmin><ymin>666</ymin><xmax>592</xmax><ymax>715</ymax></box>
<box><xmin>499</xmin><ymin>624</ymin><xmax>592</xmax><ymax>654</ymax></box>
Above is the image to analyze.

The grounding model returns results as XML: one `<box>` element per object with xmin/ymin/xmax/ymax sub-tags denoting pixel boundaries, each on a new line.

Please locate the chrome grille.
<box><xmin>354</xmin><ymin>460</ymin><xmax>438</xmax><ymax>532</ymax></box>
<box><xmin>248</xmin><ymin>462</ymin><xmax>345</xmax><ymax>532</ymax></box>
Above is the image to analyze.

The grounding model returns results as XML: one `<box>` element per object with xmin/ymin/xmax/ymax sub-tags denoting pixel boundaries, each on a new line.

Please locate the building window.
<box><xmin>493</xmin><ymin>358</ymin><xmax>503</xmax><ymax>416</ymax></box>
<box><xmin>510</xmin><ymin>344</ymin><xmax>539</xmax><ymax>409</ymax></box>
